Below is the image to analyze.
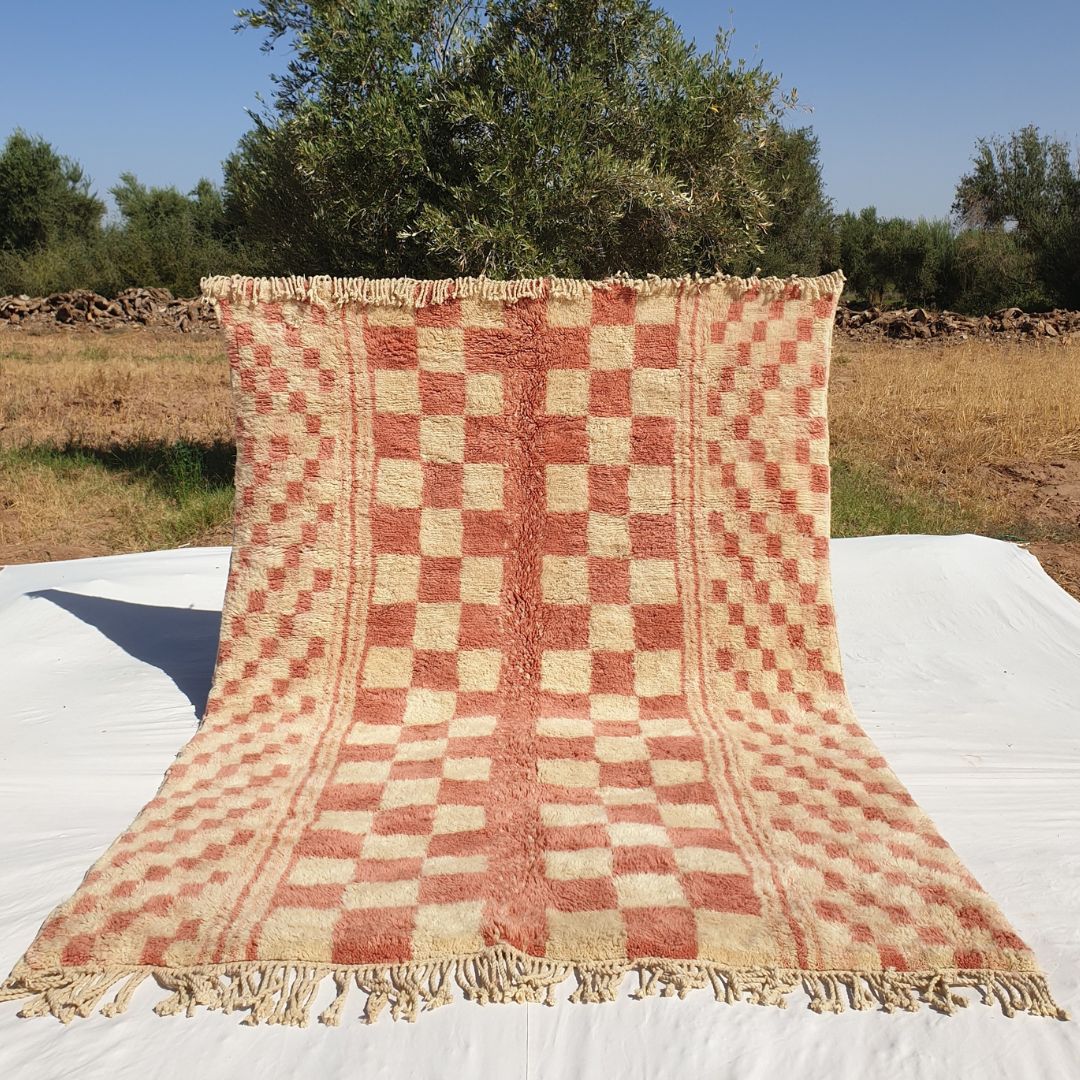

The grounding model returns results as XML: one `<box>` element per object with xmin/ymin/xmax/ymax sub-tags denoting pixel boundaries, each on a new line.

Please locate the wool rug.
<box><xmin>1</xmin><ymin>272</ymin><xmax>1065</xmax><ymax>1027</ymax></box>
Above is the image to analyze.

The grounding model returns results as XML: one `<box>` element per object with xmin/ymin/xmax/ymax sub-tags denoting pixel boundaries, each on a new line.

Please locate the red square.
<box><xmin>588</xmin><ymin>466</ymin><xmax>629</xmax><ymax>515</ymax></box>
<box><xmin>589</xmin><ymin>370</ymin><xmax>631</xmax><ymax>416</ymax></box>
<box><xmin>367</xmin><ymin>604</ymin><xmax>416</xmax><ymax>646</ymax></box>
<box><xmin>418</xmin><ymin>557</ymin><xmax>461</xmax><ymax>601</ymax></box>
<box><xmin>374</xmin><ymin>415</ymin><xmax>419</xmax><ymax>459</ymax></box>
<box><xmin>634</xmin><ymin>323</ymin><xmax>678</xmax><ymax>368</ymax></box>
<box><xmin>371</xmin><ymin>507</ymin><xmax>420</xmax><ymax>553</ymax></box>
<box><xmin>537</xmin><ymin>416</ymin><xmax>587</xmax><ymax>463</ymax></box>
<box><xmin>591</xmin><ymin>651</ymin><xmax>634</xmax><ymax>694</ymax></box>
<box><xmin>462</xmin><ymin>510</ymin><xmax>508</xmax><ymax>555</ymax></box>
<box><xmin>623</xmin><ymin>906</ymin><xmax>697</xmax><ymax>959</ymax></box>
<box><xmin>630</xmin><ymin>514</ymin><xmax>676</xmax><ymax>558</ymax></box>
<box><xmin>543</xmin><ymin>512</ymin><xmax>588</xmax><ymax>554</ymax></box>
<box><xmin>547</xmin><ymin>877</ymin><xmax>620</xmax><ymax>913</ymax></box>
<box><xmin>542</xmin><ymin>326</ymin><xmax>590</xmax><ymax>368</ymax></box>
<box><xmin>364</xmin><ymin>326</ymin><xmax>418</xmax><ymax>370</ymax></box>
<box><xmin>612</xmin><ymin>844</ymin><xmax>678</xmax><ymax>876</ymax></box>
<box><xmin>600</xmin><ymin>761</ymin><xmax>652</xmax><ymax>789</ymax></box>
<box><xmin>541</xmin><ymin>604</ymin><xmax>589</xmax><ymax>648</ymax></box>
<box><xmin>630</xmin><ymin>417</ymin><xmax>675</xmax><ymax>465</ymax></box>
<box><xmin>464</xmin><ymin>416</ymin><xmax>509</xmax><ymax>462</ymax></box>
<box><xmin>589</xmin><ymin>558</ymin><xmax>630</xmax><ymax>603</ymax></box>
<box><xmin>412</xmin><ymin>650</ymin><xmax>458</xmax><ymax>689</ymax></box>
<box><xmin>591</xmin><ymin>285</ymin><xmax>636</xmax><ymax>325</ymax></box>
<box><xmin>464</xmin><ymin>328</ymin><xmax>510</xmax><ymax>373</ymax></box>
<box><xmin>419</xmin><ymin>371</ymin><xmax>466</xmax><ymax>414</ymax></box>
<box><xmin>423</xmin><ymin>462</ymin><xmax>463</xmax><ymax>508</ymax></box>
<box><xmin>459</xmin><ymin>604</ymin><xmax>501</xmax><ymax>648</ymax></box>
<box><xmin>633</xmin><ymin>605</ymin><xmax>683</xmax><ymax>650</ymax></box>
<box><xmin>415</xmin><ymin>298</ymin><xmax>462</xmax><ymax>327</ymax></box>
<box><xmin>680</xmin><ymin>872</ymin><xmax>761</xmax><ymax>915</ymax></box>
<box><xmin>332</xmin><ymin>907</ymin><xmax>416</xmax><ymax>964</ymax></box>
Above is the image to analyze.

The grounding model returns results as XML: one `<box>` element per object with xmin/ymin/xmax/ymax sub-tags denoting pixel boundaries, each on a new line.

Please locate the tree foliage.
<box><xmin>226</xmin><ymin>0</ymin><xmax>795</xmax><ymax>278</ymax></box>
<box><xmin>0</xmin><ymin>131</ymin><xmax>104</xmax><ymax>254</ymax></box>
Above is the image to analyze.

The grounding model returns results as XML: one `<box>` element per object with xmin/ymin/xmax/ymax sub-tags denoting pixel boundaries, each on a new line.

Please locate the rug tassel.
<box><xmin>1</xmin><ymin>954</ymin><xmax>1067</xmax><ymax>1026</ymax></box>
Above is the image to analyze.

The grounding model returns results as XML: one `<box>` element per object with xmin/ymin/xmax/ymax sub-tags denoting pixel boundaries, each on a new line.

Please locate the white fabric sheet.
<box><xmin>1</xmin><ymin>535</ymin><xmax>1078</xmax><ymax>1079</ymax></box>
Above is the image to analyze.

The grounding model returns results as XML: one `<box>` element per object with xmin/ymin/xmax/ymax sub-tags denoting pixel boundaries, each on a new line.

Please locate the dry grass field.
<box><xmin>2</xmin><ymin>328</ymin><xmax>1078</xmax><ymax>597</ymax></box>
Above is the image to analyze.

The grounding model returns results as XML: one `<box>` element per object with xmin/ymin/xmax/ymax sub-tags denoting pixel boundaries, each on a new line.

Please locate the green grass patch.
<box><xmin>830</xmin><ymin>456</ymin><xmax>981</xmax><ymax>538</ymax></box>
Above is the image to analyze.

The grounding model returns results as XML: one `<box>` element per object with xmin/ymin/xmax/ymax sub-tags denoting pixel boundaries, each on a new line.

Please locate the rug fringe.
<box><xmin>200</xmin><ymin>270</ymin><xmax>847</xmax><ymax>309</ymax></box>
<box><xmin>1</xmin><ymin>946</ymin><xmax>1066</xmax><ymax>1026</ymax></box>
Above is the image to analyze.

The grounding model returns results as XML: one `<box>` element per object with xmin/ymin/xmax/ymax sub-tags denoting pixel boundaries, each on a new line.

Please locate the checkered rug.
<box><xmin>1</xmin><ymin>272</ymin><xmax>1065</xmax><ymax>1026</ymax></box>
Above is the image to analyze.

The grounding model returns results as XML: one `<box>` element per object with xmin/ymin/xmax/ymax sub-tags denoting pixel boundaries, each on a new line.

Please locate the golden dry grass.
<box><xmin>830</xmin><ymin>337</ymin><xmax>1080</xmax><ymax>531</ymax></box>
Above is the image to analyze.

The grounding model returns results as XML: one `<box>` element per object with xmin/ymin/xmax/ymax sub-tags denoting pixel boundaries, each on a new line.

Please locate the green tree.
<box><xmin>0</xmin><ymin>131</ymin><xmax>104</xmax><ymax>254</ymax></box>
<box><xmin>953</xmin><ymin>126</ymin><xmax>1080</xmax><ymax>307</ymax></box>
<box><xmin>226</xmin><ymin>0</ymin><xmax>797</xmax><ymax>278</ymax></box>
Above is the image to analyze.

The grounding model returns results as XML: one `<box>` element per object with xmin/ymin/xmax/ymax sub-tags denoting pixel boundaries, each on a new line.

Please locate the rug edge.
<box><xmin>200</xmin><ymin>270</ymin><xmax>847</xmax><ymax>309</ymax></box>
<box><xmin>2</xmin><ymin>945</ymin><xmax>1066</xmax><ymax>1026</ymax></box>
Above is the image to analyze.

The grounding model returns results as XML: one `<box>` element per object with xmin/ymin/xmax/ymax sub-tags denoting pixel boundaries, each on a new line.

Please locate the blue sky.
<box><xmin>1</xmin><ymin>1</ymin><xmax>1078</xmax><ymax>221</ymax></box>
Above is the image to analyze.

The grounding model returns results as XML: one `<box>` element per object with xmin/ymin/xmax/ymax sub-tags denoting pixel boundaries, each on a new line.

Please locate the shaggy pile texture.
<box><xmin>1</xmin><ymin>272</ymin><xmax>1065</xmax><ymax>1027</ymax></box>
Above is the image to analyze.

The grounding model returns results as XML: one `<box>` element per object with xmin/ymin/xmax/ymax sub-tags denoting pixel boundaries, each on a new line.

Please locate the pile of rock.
<box><xmin>0</xmin><ymin>288</ymin><xmax>219</xmax><ymax>333</ymax></box>
<box><xmin>836</xmin><ymin>303</ymin><xmax>1080</xmax><ymax>341</ymax></box>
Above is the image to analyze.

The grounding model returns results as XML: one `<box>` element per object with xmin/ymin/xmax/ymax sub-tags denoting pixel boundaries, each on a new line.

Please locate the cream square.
<box><xmin>589</xmin><ymin>604</ymin><xmax>635</xmax><ymax>652</ymax></box>
<box><xmin>537</xmin><ymin>715</ymin><xmax>594</xmax><ymax>738</ymax></box>
<box><xmin>460</xmin><ymin>557</ymin><xmax>503</xmax><ymax>605</ymax></box>
<box><xmin>640</xmin><ymin>716</ymin><xmax>694</xmax><ymax>738</ymax></box>
<box><xmin>458</xmin><ymin>649</ymin><xmax>502</xmax><ymax>692</ymax></box>
<box><xmin>289</xmin><ymin>857</ymin><xmax>356</xmax><ymax>886</ymax></box>
<box><xmin>546</xmin><ymin>464</ymin><xmax>589</xmax><ymax>513</ymax></box>
<box><xmin>420</xmin><ymin>508</ymin><xmax>463</xmax><ymax>556</ymax></box>
<box><xmin>629</xmin><ymin>559</ymin><xmax>678</xmax><ymax>604</ymax></box>
<box><xmin>608</xmin><ymin>821</ymin><xmax>669</xmax><ymax>847</ymax></box>
<box><xmin>381</xmin><ymin>777</ymin><xmax>440</xmax><ymax>808</ymax></box>
<box><xmin>537</xmin><ymin>758</ymin><xmax>601</xmax><ymax>788</ymax></box>
<box><xmin>259</xmin><ymin>908</ymin><xmax>337</xmax><ymax>961</ymax></box>
<box><xmin>651</xmin><ymin>757</ymin><xmax>704</xmax><ymax>786</ymax></box>
<box><xmin>412</xmin><ymin>602</ymin><xmax>461</xmax><ymax>650</ymax></box>
<box><xmin>448</xmin><ymin>714</ymin><xmax>497</xmax><ymax>738</ymax></box>
<box><xmin>336</xmin><ymin>758</ymin><xmax>392</xmax><ymax>785</ymax></box>
<box><xmin>546</xmin><ymin>369</ymin><xmax>589</xmax><ymax>415</ymax></box>
<box><xmin>373</xmin><ymin>370</ymin><xmax>420</xmax><ymax>413</ymax></box>
<box><xmin>394</xmin><ymin>738</ymin><xmax>446</xmax><ymax>761</ymax></box>
<box><xmin>545</xmin><ymin>295</ymin><xmax>592</xmax><ymax>328</ymax></box>
<box><xmin>462</xmin><ymin>463</ymin><xmax>504</xmax><ymax>510</ymax></box>
<box><xmin>412</xmin><ymin>900</ymin><xmax>485</xmax><ymax>952</ymax></box>
<box><xmin>628</xmin><ymin>465</ymin><xmax>673</xmax><ymax>514</ymax></box>
<box><xmin>540</xmin><ymin>802</ymin><xmax>607</xmax><ymax>826</ymax></box>
<box><xmin>417</xmin><ymin>327</ymin><xmax>465</xmax><ymax>372</ymax></box>
<box><xmin>362</xmin><ymin>646</ymin><xmax>413</xmax><ymax>689</ymax></box>
<box><xmin>601</xmin><ymin>785</ymin><xmax>658</xmax><ymax>806</ymax></box>
<box><xmin>631</xmin><ymin>368</ymin><xmax>681</xmax><ymax>416</ymax></box>
<box><xmin>588</xmin><ymin>512</ymin><xmax>630</xmax><ymax>558</ymax></box>
<box><xmin>541</xmin><ymin>555</ymin><xmax>588</xmax><ymax>604</ymax></box>
<box><xmin>314</xmin><ymin>809</ymin><xmax>374</xmax><ymax>834</ymax></box>
<box><xmin>587</xmin><ymin>417</ymin><xmax>631</xmax><ymax>464</ymax></box>
<box><xmin>589</xmin><ymin>694</ymin><xmax>639</xmax><ymax>722</ymax></box>
<box><xmin>540</xmin><ymin>650</ymin><xmax>592</xmax><ymax>695</ymax></box>
<box><xmin>634</xmin><ymin>649</ymin><xmax>682</xmax><ymax>698</ymax></box>
<box><xmin>459</xmin><ymin>297</ymin><xmax>505</xmax><ymax>328</ymax></box>
<box><xmin>433</xmin><ymin>804</ymin><xmax>485</xmax><ymax>834</ymax></box>
<box><xmin>545</xmin><ymin>848</ymin><xmax>613</xmax><ymax>880</ymax></box>
<box><xmin>546</xmin><ymin>908</ymin><xmax>627</xmax><ymax>958</ymax></box>
<box><xmin>589</xmin><ymin>325</ymin><xmax>635</xmax><ymax>370</ymax></box>
<box><xmin>675</xmin><ymin>847</ymin><xmax>745</xmax><ymax>875</ymax></box>
<box><xmin>420</xmin><ymin>415</ymin><xmax>464</xmax><ymax>462</ymax></box>
<box><xmin>343</xmin><ymin>880</ymin><xmax>419</xmax><ymax>910</ymax></box>
<box><xmin>442</xmin><ymin>756</ymin><xmax>491</xmax><ymax>781</ymax></box>
<box><xmin>422</xmin><ymin>854</ymin><xmax>487</xmax><ymax>876</ymax></box>
<box><xmin>634</xmin><ymin>293</ymin><xmax>677</xmax><ymax>324</ymax></box>
<box><xmin>373</xmin><ymin>554</ymin><xmax>420</xmax><ymax>604</ymax></box>
<box><xmin>363</xmin><ymin>832</ymin><xmax>428</xmax><ymax>860</ymax></box>
<box><xmin>465</xmin><ymin>372</ymin><xmax>503</xmax><ymax>415</ymax></box>
<box><xmin>614</xmin><ymin>873</ymin><xmax>686</xmax><ymax>908</ymax></box>
<box><xmin>402</xmin><ymin>688</ymin><xmax>457</xmax><ymax>726</ymax></box>
<box><xmin>346</xmin><ymin>723</ymin><xmax>400</xmax><ymax>746</ymax></box>
<box><xmin>659</xmin><ymin>804</ymin><xmax>721</xmax><ymax>828</ymax></box>
<box><xmin>376</xmin><ymin>458</ymin><xmax>422</xmax><ymax>508</ymax></box>
<box><xmin>595</xmin><ymin>735</ymin><xmax>648</xmax><ymax>762</ymax></box>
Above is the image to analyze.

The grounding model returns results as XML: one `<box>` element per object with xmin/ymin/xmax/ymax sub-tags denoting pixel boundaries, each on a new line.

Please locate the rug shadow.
<box><xmin>30</xmin><ymin>589</ymin><xmax>222</xmax><ymax>719</ymax></box>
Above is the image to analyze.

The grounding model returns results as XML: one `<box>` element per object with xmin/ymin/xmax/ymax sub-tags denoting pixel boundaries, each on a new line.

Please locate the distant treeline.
<box><xmin>2</xmin><ymin>1</ymin><xmax>1078</xmax><ymax>313</ymax></box>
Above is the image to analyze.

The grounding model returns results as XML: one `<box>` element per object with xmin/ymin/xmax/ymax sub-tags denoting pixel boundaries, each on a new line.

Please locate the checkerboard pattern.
<box><xmin>7</xmin><ymin>273</ymin><xmax>1048</xmax><ymax>1022</ymax></box>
